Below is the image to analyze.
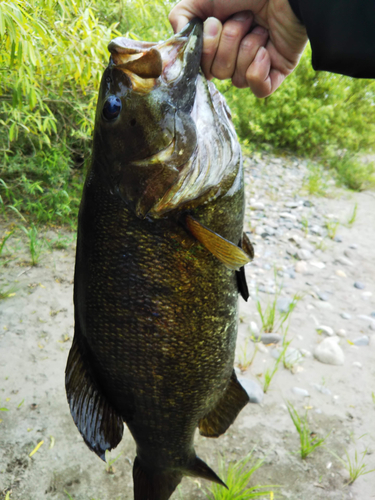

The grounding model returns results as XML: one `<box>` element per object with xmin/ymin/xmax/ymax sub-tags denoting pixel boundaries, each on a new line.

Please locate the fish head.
<box><xmin>92</xmin><ymin>19</ymin><xmax>203</xmax><ymax>218</ymax></box>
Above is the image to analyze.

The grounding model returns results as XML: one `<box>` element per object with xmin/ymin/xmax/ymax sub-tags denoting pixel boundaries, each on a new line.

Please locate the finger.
<box><xmin>210</xmin><ymin>11</ymin><xmax>254</xmax><ymax>80</ymax></box>
<box><xmin>201</xmin><ymin>18</ymin><xmax>222</xmax><ymax>80</ymax></box>
<box><xmin>246</xmin><ymin>47</ymin><xmax>286</xmax><ymax>98</ymax></box>
<box><xmin>232</xmin><ymin>25</ymin><xmax>269</xmax><ymax>88</ymax></box>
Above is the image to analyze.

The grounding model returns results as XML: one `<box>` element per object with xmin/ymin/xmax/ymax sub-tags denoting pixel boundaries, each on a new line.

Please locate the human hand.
<box><xmin>169</xmin><ymin>0</ymin><xmax>308</xmax><ymax>97</ymax></box>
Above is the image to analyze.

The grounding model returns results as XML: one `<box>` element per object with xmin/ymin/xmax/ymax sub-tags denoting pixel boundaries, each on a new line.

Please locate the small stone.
<box><xmin>284</xmin><ymin>347</ymin><xmax>303</xmax><ymax>365</ymax></box>
<box><xmin>257</xmin><ymin>342</ymin><xmax>269</xmax><ymax>354</ymax></box>
<box><xmin>295</xmin><ymin>261</ymin><xmax>308</xmax><ymax>274</ymax></box>
<box><xmin>358</xmin><ymin>314</ymin><xmax>375</xmax><ymax>322</ymax></box>
<box><xmin>239</xmin><ymin>378</ymin><xmax>264</xmax><ymax>404</ymax></box>
<box><xmin>362</xmin><ymin>292</ymin><xmax>372</xmax><ymax>299</ymax></box>
<box><xmin>310</xmin><ymin>261</ymin><xmax>326</xmax><ymax>269</ymax></box>
<box><xmin>334</xmin><ymin>236</ymin><xmax>343</xmax><ymax>243</ymax></box>
<box><xmin>352</xmin><ymin>335</ymin><xmax>370</xmax><ymax>346</ymax></box>
<box><xmin>314</xmin><ymin>336</ymin><xmax>345</xmax><ymax>366</ymax></box>
<box><xmin>300</xmin><ymin>348</ymin><xmax>312</xmax><ymax>358</ymax></box>
<box><xmin>261</xmin><ymin>226</ymin><xmax>275</xmax><ymax>238</ymax></box>
<box><xmin>371</xmin><ymin>312</ymin><xmax>375</xmax><ymax>318</ymax></box>
<box><xmin>354</xmin><ymin>282</ymin><xmax>365</xmax><ymax>290</ymax></box>
<box><xmin>249</xmin><ymin>321</ymin><xmax>260</xmax><ymax>336</ymax></box>
<box><xmin>297</xmin><ymin>249</ymin><xmax>313</xmax><ymax>261</ymax></box>
<box><xmin>276</xmin><ymin>297</ymin><xmax>293</xmax><ymax>313</ymax></box>
<box><xmin>303</xmin><ymin>200</ymin><xmax>314</xmax><ymax>207</ymax></box>
<box><xmin>335</xmin><ymin>256</ymin><xmax>353</xmax><ymax>266</ymax></box>
<box><xmin>261</xmin><ymin>334</ymin><xmax>282</xmax><ymax>345</ymax></box>
<box><xmin>317</xmin><ymin>292</ymin><xmax>330</xmax><ymax>302</ymax></box>
<box><xmin>285</xmin><ymin>201</ymin><xmax>300</xmax><ymax>209</ymax></box>
<box><xmin>337</xmin><ymin>329</ymin><xmax>347</xmax><ymax>338</ymax></box>
<box><xmin>315</xmin><ymin>301</ymin><xmax>334</xmax><ymax>311</ymax></box>
<box><xmin>317</xmin><ymin>325</ymin><xmax>334</xmax><ymax>336</ymax></box>
<box><xmin>369</xmin><ymin>323</ymin><xmax>375</xmax><ymax>332</ymax></box>
<box><xmin>349</xmin><ymin>243</ymin><xmax>358</xmax><ymax>249</ymax></box>
<box><xmin>335</xmin><ymin>270</ymin><xmax>347</xmax><ymax>278</ymax></box>
<box><xmin>312</xmin><ymin>383</ymin><xmax>332</xmax><ymax>396</ymax></box>
<box><xmin>353</xmin><ymin>362</ymin><xmax>363</xmax><ymax>369</ymax></box>
<box><xmin>310</xmin><ymin>225</ymin><xmax>323</xmax><ymax>235</ymax></box>
<box><xmin>250</xmin><ymin>202</ymin><xmax>265</xmax><ymax>210</ymax></box>
<box><xmin>340</xmin><ymin>313</ymin><xmax>351</xmax><ymax>320</ymax></box>
<box><xmin>255</xmin><ymin>226</ymin><xmax>265</xmax><ymax>235</ymax></box>
<box><xmin>280</xmin><ymin>212</ymin><xmax>297</xmax><ymax>221</ymax></box>
<box><xmin>292</xmin><ymin>387</ymin><xmax>310</xmax><ymax>397</ymax></box>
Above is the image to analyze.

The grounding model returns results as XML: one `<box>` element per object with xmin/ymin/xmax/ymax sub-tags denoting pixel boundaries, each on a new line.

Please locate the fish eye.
<box><xmin>103</xmin><ymin>96</ymin><xmax>122</xmax><ymax>121</ymax></box>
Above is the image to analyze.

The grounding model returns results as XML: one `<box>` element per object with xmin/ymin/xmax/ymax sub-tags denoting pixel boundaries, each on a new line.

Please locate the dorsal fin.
<box><xmin>185</xmin><ymin>215</ymin><xmax>251</xmax><ymax>271</ymax></box>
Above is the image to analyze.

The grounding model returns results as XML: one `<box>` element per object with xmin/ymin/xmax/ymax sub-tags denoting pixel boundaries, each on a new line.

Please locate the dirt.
<box><xmin>0</xmin><ymin>155</ymin><xmax>374</xmax><ymax>500</ymax></box>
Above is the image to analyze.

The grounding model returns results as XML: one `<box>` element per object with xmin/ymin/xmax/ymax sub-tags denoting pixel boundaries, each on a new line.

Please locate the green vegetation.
<box><xmin>287</xmin><ymin>402</ymin><xmax>329</xmax><ymax>459</ymax></box>
<box><xmin>1</xmin><ymin>0</ymin><xmax>374</xmax><ymax>229</ymax></box>
<box><xmin>19</xmin><ymin>224</ymin><xmax>44</xmax><ymax>265</ymax></box>
<box><xmin>204</xmin><ymin>450</ymin><xmax>277</xmax><ymax>499</ymax></box>
<box><xmin>347</xmin><ymin>203</ymin><xmax>358</xmax><ymax>227</ymax></box>
<box><xmin>256</xmin><ymin>288</ymin><xmax>300</xmax><ymax>334</ymax></box>
<box><xmin>330</xmin><ymin>448</ymin><xmax>375</xmax><ymax>485</ymax></box>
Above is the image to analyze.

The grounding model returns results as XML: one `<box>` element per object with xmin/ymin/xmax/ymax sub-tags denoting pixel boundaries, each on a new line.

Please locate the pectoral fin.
<box><xmin>185</xmin><ymin>215</ymin><xmax>251</xmax><ymax>271</ymax></box>
<box><xmin>65</xmin><ymin>336</ymin><xmax>124</xmax><ymax>460</ymax></box>
<box><xmin>198</xmin><ymin>370</ymin><xmax>249</xmax><ymax>438</ymax></box>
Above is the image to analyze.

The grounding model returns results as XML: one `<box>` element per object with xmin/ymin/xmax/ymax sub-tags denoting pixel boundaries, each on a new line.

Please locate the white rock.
<box><xmin>335</xmin><ymin>269</ymin><xmax>347</xmax><ymax>278</ymax></box>
<box><xmin>292</xmin><ymin>387</ymin><xmax>310</xmax><ymax>397</ymax></box>
<box><xmin>310</xmin><ymin>261</ymin><xmax>326</xmax><ymax>269</ymax></box>
<box><xmin>250</xmin><ymin>202</ymin><xmax>265</xmax><ymax>210</ymax></box>
<box><xmin>249</xmin><ymin>321</ymin><xmax>260</xmax><ymax>336</ymax></box>
<box><xmin>316</xmin><ymin>325</ymin><xmax>334</xmax><ymax>336</ymax></box>
<box><xmin>337</xmin><ymin>329</ymin><xmax>347</xmax><ymax>338</ymax></box>
<box><xmin>239</xmin><ymin>378</ymin><xmax>264</xmax><ymax>404</ymax></box>
<box><xmin>280</xmin><ymin>212</ymin><xmax>297</xmax><ymax>221</ymax></box>
<box><xmin>314</xmin><ymin>336</ymin><xmax>345</xmax><ymax>366</ymax></box>
<box><xmin>335</xmin><ymin>256</ymin><xmax>353</xmax><ymax>266</ymax></box>
<box><xmin>353</xmin><ymin>362</ymin><xmax>363</xmax><ymax>369</ymax></box>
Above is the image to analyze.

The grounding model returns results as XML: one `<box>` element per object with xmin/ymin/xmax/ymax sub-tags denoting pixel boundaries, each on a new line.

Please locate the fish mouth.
<box><xmin>107</xmin><ymin>18</ymin><xmax>203</xmax><ymax>101</ymax></box>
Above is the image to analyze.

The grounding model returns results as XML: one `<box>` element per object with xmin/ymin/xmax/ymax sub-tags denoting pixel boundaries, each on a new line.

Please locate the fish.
<box><xmin>65</xmin><ymin>18</ymin><xmax>254</xmax><ymax>500</ymax></box>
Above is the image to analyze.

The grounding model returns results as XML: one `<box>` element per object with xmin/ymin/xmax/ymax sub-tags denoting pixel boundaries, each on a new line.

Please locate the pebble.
<box><xmin>352</xmin><ymin>362</ymin><xmax>363</xmax><ymax>369</ymax></box>
<box><xmin>300</xmin><ymin>348</ymin><xmax>312</xmax><ymax>358</ymax></box>
<box><xmin>371</xmin><ymin>312</ymin><xmax>375</xmax><ymax>318</ymax></box>
<box><xmin>303</xmin><ymin>200</ymin><xmax>314</xmax><ymax>207</ymax></box>
<box><xmin>295</xmin><ymin>261</ymin><xmax>308</xmax><ymax>274</ymax></box>
<box><xmin>340</xmin><ymin>313</ymin><xmax>351</xmax><ymax>320</ymax></box>
<box><xmin>285</xmin><ymin>201</ymin><xmax>300</xmax><ymax>209</ymax></box>
<box><xmin>317</xmin><ymin>291</ymin><xmax>330</xmax><ymax>302</ymax></box>
<box><xmin>292</xmin><ymin>387</ymin><xmax>310</xmax><ymax>397</ymax></box>
<box><xmin>310</xmin><ymin>225</ymin><xmax>323</xmax><ymax>235</ymax></box>
<box><xmin>261</xmin><ymin>333</ymin><xmax>282</xmax><ymax>345</ymax></box>
<box><xmin>314</xmin><ymin>336</ymin><xmax>345</xmax><ymax>365</ymax></box>
<box><xmin>352</xmin><ymin>335</ymin><xmax>370</xmax><ymax>346</ymax></box>
<box><xmin>316</xmin><ymin>325</ymin><xmax>334</xmax><ymax>336</ymax></box>
<box><xmin>354</xmin><ymin>281</ymin><xmax>365</xmax><ymax>289</ymax></box>
<box><xmin>239</xmin><ymin>378</ymin><xmax>264</xmax><ymax>404</ymax></box>
<box><xmin>310</xmin><ymin>261</ymin><xmax>326</xmax><ymax>269</ymax></box>
<box><xmin>280</xmin><ymin>212</ymin><xmax>297</xmax><ymax>221</ymax></box>
<box><xmin>369</xmin><ymin>323</ymin><xmax>375</xmax><ymax>332</ymax></box>
<box><xmin>249</xmin><ymin>321</ymin><xmax>260</xmax><ymax>336</ymax></box>
<box><xmin>297</xmin><ymin>249</ymin><xmax>313</xmax><ymax>261</ymax></box>
<box><xmin>315</xmin><ymin>301</ymin><xmax>334</xmax><ymax>311</ymax></box>
<box><xmin>250</xmin><ymin>202</ymin><xmax>265</xmax><ymax>210</ymax></box>
<box><xmin>312</xmin><ymin>383</ymin><xmax>332</xmax><ymax>396</ymax></box>
<box><xmin>335</xmin><ymin>256</ymin><xmax>353</xmax><ymax>266</ymax></box>
<box><xmin>334</xmin><ymin>236</ymin><xmax>343</xmax><ymax>243</ymax></box>
<box><xmin>335</xmin><ymin>270</ymin><xmax>347</xmax><ymax>278</ymax></box>
<box><xmin>337</xmin><ymin>329</ymin><xmax>347</xmax><ymax>338</ymax></box>
<box><xmin>276</xmin><ymin>297</ymin><xmax>294</xmax><ymax>313</ymax></box>
<box><xmin>284</xmin><ymin>347</ymin><xmax>303</xmax><ymax>365</ymax></box>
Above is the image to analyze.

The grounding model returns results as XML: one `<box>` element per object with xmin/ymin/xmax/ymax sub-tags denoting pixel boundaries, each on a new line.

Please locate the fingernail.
<box><xmin>252</xmin><ymin>26</ymin><xmax>267</xmax><ymax>36</ymax></box>
<box><xmin>254</xmin><ymin>47</ymin><xmax>266</xmax><ymax>62</ymax></box>
<box><xmin>231</xmin><ymin>10</ymin><xmax>252</xmax><ymax>22</ymax></box>
<box><xmin>203</xmin><ymin>17</ymin><xmax>221</xmax><ymax>38</ymax></box>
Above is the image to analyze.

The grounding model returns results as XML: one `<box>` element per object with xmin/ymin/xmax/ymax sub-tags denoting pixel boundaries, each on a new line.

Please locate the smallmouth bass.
<box><xmin>65</xmin><ymin>19</ymin><xmax>254</xmax><ymax>500</ymax></box>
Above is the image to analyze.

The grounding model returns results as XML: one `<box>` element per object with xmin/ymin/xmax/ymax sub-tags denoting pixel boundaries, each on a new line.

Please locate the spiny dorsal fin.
<box><xmin>65</xmin><ymin>336</ymin><xmax>124</xmax><ymax>461</ymax></box>
<box><xmin>185</xmin><ymin>215</ymin><xmax>251</xmax><ymax>271</ymax></box>
<box><xmin>198</xmin><ymin>370</ymin><xmax>249</xmax><ymax>438</ymax></box>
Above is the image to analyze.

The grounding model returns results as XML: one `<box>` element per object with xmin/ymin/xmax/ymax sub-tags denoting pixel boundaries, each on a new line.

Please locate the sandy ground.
<box><xmin>0</xmin><ymin>155</ymin><xmax>374</xmax><ymax>500</ymax></box>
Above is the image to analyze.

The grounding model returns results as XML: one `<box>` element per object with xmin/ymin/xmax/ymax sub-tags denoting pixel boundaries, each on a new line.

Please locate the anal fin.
<box><xmin>198</xmin><ymin>370</ymin><xmax>249</xmax><ymax>437</ymax></box>
<box><xmin>185</xmin><ymin>215</ymin><xmax>251</xmax><ymax>271</ymax></box>
<box><xmin>65</xmin><ymin>336</ymin><xmax>124</xmax><ymax>460</ymax></box>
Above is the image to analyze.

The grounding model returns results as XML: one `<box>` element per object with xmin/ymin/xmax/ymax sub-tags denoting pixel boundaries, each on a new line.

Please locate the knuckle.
<box><xmin>221</xmin><ymin>24</ymin><xmax>242</xmax><ymax>43</ymax></box>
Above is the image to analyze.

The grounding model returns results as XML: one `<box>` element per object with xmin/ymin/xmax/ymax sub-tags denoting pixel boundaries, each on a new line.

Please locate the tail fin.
<box><xmin>133</xmin><ymin>457</ymin><xmax>183</xmax><ymax>500</ymax></box>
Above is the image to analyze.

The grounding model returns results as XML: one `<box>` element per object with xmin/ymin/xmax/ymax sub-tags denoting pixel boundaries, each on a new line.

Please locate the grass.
<box><xmin>286</xmin><ymin>402</ymin><xmax>329</xmax><ymax>459</ymax></box>
<box><xmin>303</xmin><ymin>166</ymin><xmax>329</xmax><ymax>197</ymax></box>
<box><xmin>346</xmin><ymin>203</ymin><xmax>358</xmax><ymax>226</ymax></box>
<box><xmin>263</xmin><ymin>342</ymin><xmax>289</xmax><ymax>393</ymax></box>
<box><xmin>0</xmin><ymin>229</ymin><xmax>17</xmax><ymax>299</ymax></box>
<box><xmin>329</xmin><ymin>153</ymin><xmax>375</xmax><ymax>191</ymax></box>
<box><xmin>324</xmin><ymin>219</ymin><xmax>339</xmax><ymax>240</ymax></box>
<box><xmin>19</xmin><ymin>224</ymin><xmax>44</xmax><ymax>266</ymax></box>
<box><xmin>204</xmin><ymin>450</ymin><xmax>277</xmax><ymax>499</ymax></box>
<box><xmin>256</xmin><ymin>289</ymin><xmax>300</xmax><ymax>334</ymax></box>
<box><xmin>104</xmin><ymin>450</ymin><xmax>123</xmax><ymax>474</ymax></box>
<box><xmin>237</xmin><ymin>340</ymin><xmax>258</xmax><ymax>372</ymax></box>
<box><xmin>330</xmin><ymin>448</ymin><xmax>375</xmax><ymax>485</ymax></box>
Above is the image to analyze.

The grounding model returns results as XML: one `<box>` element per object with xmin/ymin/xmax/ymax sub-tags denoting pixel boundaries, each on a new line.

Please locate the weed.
<box><xmin>300</xmin><ymin>217</ymin><xmax>309</xmax><ymax>236</ymax></box>
<box><xmin>0</xmin><ymin>230</ymin><xmax>14</xmax><ymax>259</ymax></box>
<box><xmin>287</xmin><ymin>402</ymin><xmax>329</xmax><ymax>459</ymax></box>
<box><xmin>329</xmin><ymin>154</ymin><xmax>375</xmax><ymax>191</ymax></box>
<box><xmin>256</xmin><ymin>290</ymin><xmax>300</xmax><ymax>334</ymax></box>
<box><xmin>19</xmin><ymin>224</ymin><xmax>44</xmax><ymax>266</ymax></box>
<box><xmin>263</xmin><ymin>342</ymin><xmax>289</xmax><ymax>393</ymax></box>
<box><xmin>204</xmin><ymin>449</ymin><xmax>277</xmax><ymax>499</ymax></box>
<box><xmin>324</xmin><ymin>220</ymin><xmax>339</xmax><ymax>240</ymax></box>
<box><xmin>303</xmin><ymin>167</ymin><xmax>328</xmax><ymax>197</ymax></box>
<box><xmin>330</xmin><ymin>448</ymin><xmax>375</xmax><ymax>485</ymax></box>
<box><xmin>372</xmin><ymin>392</ymin><xmax>375</xmax><ymax>405</ymax></box>
<box><xmin>346</xmin><ymin>203</ymin><xmax>358</xmax><ymax>227</ymax></box>
<box><xmin>48</xmin><ymin>233</ymin><xmax>75</xmax><ymax>250</ymax></box>
<box><xmin>104</xmin><ymin>450</ymin><xmax>123</xmax><ymax>474</ymax></box>
<box><xmin>237</xmin><ymin>340</ymin><xmax>259</xmax><ymax>372</ymax></box>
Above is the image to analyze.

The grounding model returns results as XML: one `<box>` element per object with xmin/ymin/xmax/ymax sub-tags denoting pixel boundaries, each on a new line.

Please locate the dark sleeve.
<box><xmin>288</xmin><ymin>0</ymin><xmax>375</xmax><ymax>78</ymax></box>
